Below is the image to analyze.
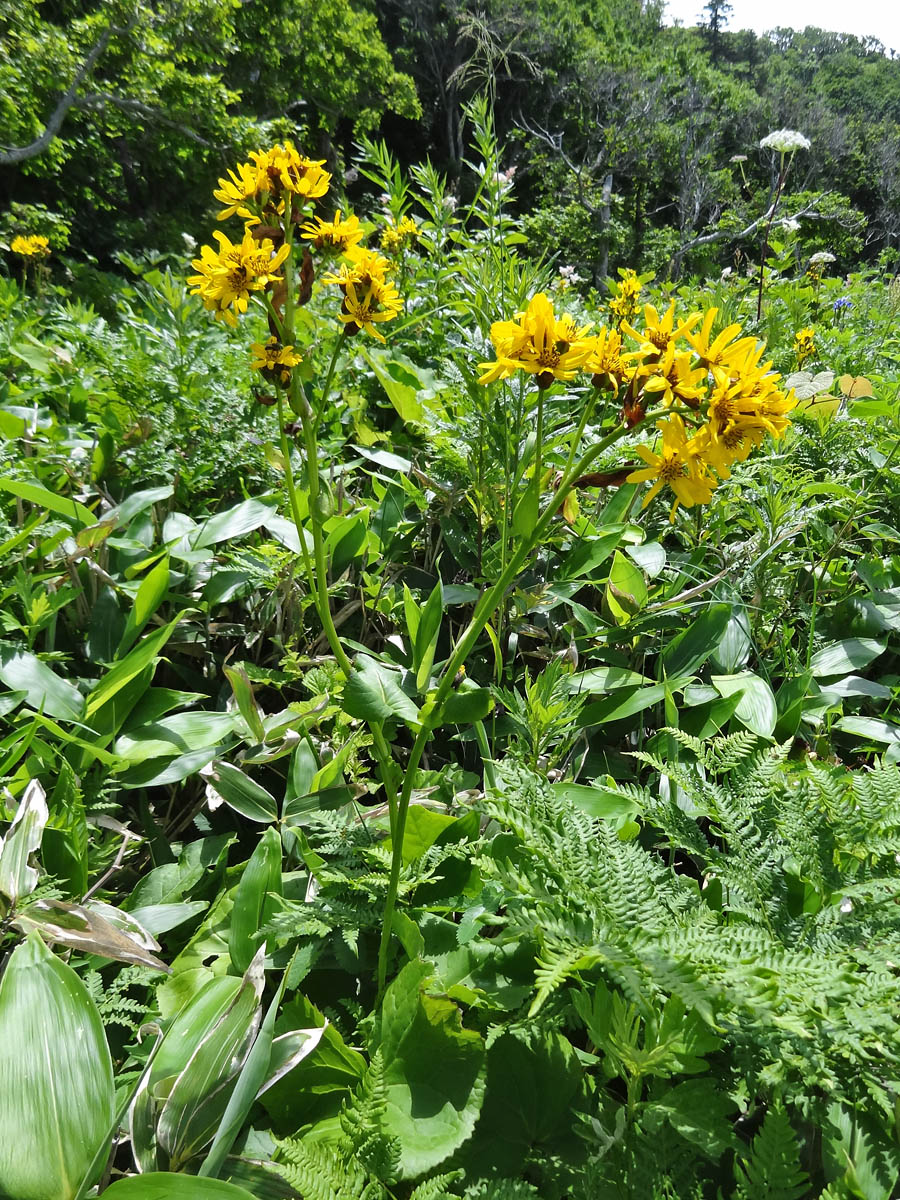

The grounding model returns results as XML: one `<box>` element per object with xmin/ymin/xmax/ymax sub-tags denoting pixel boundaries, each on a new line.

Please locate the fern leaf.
<box><xmin>733</xmin><ymin>1104</ymin><xmax>809</xmax><ymax>1200</ymax></box>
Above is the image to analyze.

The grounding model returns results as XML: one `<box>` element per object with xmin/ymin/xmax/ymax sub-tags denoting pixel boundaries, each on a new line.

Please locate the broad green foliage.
<box><xmin>0</xmin><ymin>932</ymin><xmax>114</xmax><ymax>1200</ymax></box>
<box><xmin>2</xmin><ymin>96</ymin><xmax>900</xmax><ymax>1200</ymax></box>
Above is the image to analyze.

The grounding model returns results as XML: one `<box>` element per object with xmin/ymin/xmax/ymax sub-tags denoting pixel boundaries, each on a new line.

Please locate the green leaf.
<box><xmin>458</xmin><ymin>1028</ymin><xmax>583</xmax><ymax>1178</ymax></box>
<box><xmin>102</xmin><ymin>1175</ymin><xmax>257</xmax><ymax>1199</ymax></box>
<box><xmin>414</xmin><ymin>579</ymin><xmax>443</xmax><ymax>691</ymax></box>
<box><xmin>344</xmin><ymin>655</ymin><xmax>420</xmax><ymax>725</ymax></box>
<box><xmin>809</xmin><ymin>638</ymin><xmax>885</xmax><ymax>678</ymax></box>
<box><xmin>114</xmin><ymin>712</ymin><xmax>237</xmax><ymax>766</ymax></box>
<box><xmin>0</xmin><ymin>778</ymin><xmax>48</xmax><ymax>904</ymax></box>
<box><xmin>561</xmin><ymin>529</ymin><xmax>623</xmax><ymax>579</ymax></box>
<box><xmin>229</xmin><ymin>827</ymin><xmax>283</xmax><ymax>974</ymax></box>
<box><xmin>224</xmin><ymin>665</ymin><xmax>266</xmax><ymax>743</ymax></box>
<box><xmin>711</xmin><ymin>672</ymin><xmax>777</xmax><ymax>737</ymax></box>
<box><xmin>579</xmin><ymin>683</ymin><xmax>673</xmax><ymax>727</ymax></box>
<box><xmin>662</xmin><ymin>603</ymin><xmax>732</xmax><ymax>678</ymax></box>
<box><xmin>194</xmin><ymin>498</ymin><xmax>278</xmax><ymax>549</ymax></box>
<box><xmin>439</xmin><ymin>685</ymin><xmax>494</xmax><ymax>725</ymax></box>
<box><xmin>604</xmin><ymin>549</ymin><xmax>648</xmax><ymax>625</ymax></box>
<box><xmin>204</xmin><ymin>761</ymin><xmax>278</xmax><ymax>824</ymax></box>
<box><xmin>0</xmin><ymin>644</ymin><xmax>85</xmax><ymax>721</ymax></box>
<box><xmin>836</xmin><ymin>716</ymin><xmax>900</xmax><ymax>745</ymax></box>
<box><xmin>0</xmin><ymin>477</ymin><xmax>95</xmax><ymax>527</ymax></box>
<box><xmin>377</xmin><ymin>960</ymin><xmax>486</xmax><ymax>1179</ymax></box>
<box><xmin>550</xmin><ymin>781</ymin><xmax>640</xmax><ymax>822</ymax></box>
<box><xmin>647</xmin><ymin>1078</ymin><xmax>736</xmax><ymax>1159</ymax></box>
<box><xmin>566</xmin><ymin>665</ymin><xmax>650</xmax><ymax>693</ymax></box>
<box><xmin>85</xmin><ymin>615</ymin><xmax>183</xmax><ymax>720</ymax></box>
<box><xmin>399</xmin><ymin>806</ymin><xmax>458</xmax><ymax>864</ymax></box>
<box><xmin>157</xmin><ymin>952</ymin><xmax>265</xmax><ymax>1169</ymax></box>
<box><xmin>0</xmin><ymin>932</ymin><xmax>114</xmax><ymax>1200</ymax></box>
<box><xmin>117</xmin><ymin>557</ymin><xmax>170</xmax><ymax>658</ymax></box>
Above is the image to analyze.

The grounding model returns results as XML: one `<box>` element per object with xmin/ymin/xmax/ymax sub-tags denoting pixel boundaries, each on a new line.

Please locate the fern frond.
<box><xmin>733</xmin><ymin>1104</ymin><xmax>810</xmax><ymax>1200</ymax></box>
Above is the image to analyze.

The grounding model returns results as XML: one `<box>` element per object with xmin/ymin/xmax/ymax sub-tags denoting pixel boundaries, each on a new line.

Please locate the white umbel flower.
<box><xmin>809</xmin><ymin>250</ymin><xmax>836</xmax><ymax>264</ymax></box>
<box><xmin>760</xmin><ymin>129</ymin><xmax>811</xmax><ymax>153</ymax></box>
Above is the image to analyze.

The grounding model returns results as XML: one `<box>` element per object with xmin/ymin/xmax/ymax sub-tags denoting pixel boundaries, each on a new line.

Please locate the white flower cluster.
<box><xmin>760</xmin><ymin>129</ymin><xmax>811</xmax><ymax>153</ymax></box>
<box><xmin>809</xmin><ymin>250</ymin><xmax>836</xmax><ymax>264</ymax></box>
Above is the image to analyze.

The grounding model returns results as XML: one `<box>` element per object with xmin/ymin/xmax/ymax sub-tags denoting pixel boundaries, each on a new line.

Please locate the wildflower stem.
<box><xmin>375</xmin><ymin>408</ymin><xmax>666</xmax><ymax>997</ymax></box>
<box><xmin>756</xmin><ymin>151</ymin><xmax>788</xmax><ymax>322</ymax></box>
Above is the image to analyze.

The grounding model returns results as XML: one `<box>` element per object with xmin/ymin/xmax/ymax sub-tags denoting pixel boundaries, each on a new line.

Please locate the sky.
<box><xmin>663</xmin><ymin>0</ymin><xmax>900</xmax><ymax>53</ymax></box>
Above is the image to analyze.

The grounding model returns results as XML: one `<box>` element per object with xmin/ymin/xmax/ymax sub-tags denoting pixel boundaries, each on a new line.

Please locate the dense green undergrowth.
<box><xmin>3</xmin><ymin>113</ymin><xmax>900</xmax><ymax>1200</ymax></box>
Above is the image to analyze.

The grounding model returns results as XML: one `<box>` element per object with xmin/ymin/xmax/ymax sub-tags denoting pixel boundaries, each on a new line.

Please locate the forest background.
<box><xmin>2</xmin><ymin>0</ymin><xmax>899</xmax><ymax>283</ymax></box>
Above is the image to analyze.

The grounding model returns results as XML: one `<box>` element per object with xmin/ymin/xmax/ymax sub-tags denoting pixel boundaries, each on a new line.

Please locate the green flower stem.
<box><xmin>276</xmin><ymin>394</ymin><xmax>317</xmax><ymax>594</ymax></box>
<box><xmin>375</xmin><ymin>404</ymin><xmax>665</xmax><ymax>996</ymax></box>
<box><xmin>274</xmin><ymin>244</ymin><xmax>402</xmax><ymax>832</ymax></box>
<box><xmin>756</xmin><ymin>150</ymin><xmax>789</xmax><ymax>323</ymax></box>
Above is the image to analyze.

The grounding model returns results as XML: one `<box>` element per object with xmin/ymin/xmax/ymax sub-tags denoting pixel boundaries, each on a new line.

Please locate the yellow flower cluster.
<box><xmin>478</xmin><ymin>292</ymin><xmax>595</xmax><ymax>387</ymax></box>
<box><xmin>300</xmin><ymin>209</ymin><xmax>363</xmax><ymax>255</ymax></box>
<box><xmin>188</xmin><ymin>229</ymin><xmax>289</xmax><ymax>327</ymax></box>
<box><xmin>323</xmin><ymin>246</ymin><xmax>402</xmax><ymax>341</ymax></box>
<box><xmin>213</xmin><ymin>143</ymin><xmax>331</xmax><ymax>223</ymax></box>
<box><xmin>794</xmin><ymin>326</ymin><xmax>815</xmax><ymax>367</ymax></box>
<box><xmin>609</xmin><ymin>269</ymin><xmax>642</xmax><ymax>325</ymax></box>
<box><xmin>479</xmin><ymin>292</ymin><xmax>797</xmax><ymax>520</ymax></box>
<box><xmin>189</xmin><ymin>144</ymin><xmax>404</xmax><ymax>346</ymax></box>
<box><xmin>11</xmin><ymin>234</ymin><xmax>50</xmax><ymax>259</ymax></box>
<box><xmin>380</xmin><ymin>216</ymin><xmax>418</xmax><ymax>255</ymax></box>
<box><xmin>250</xmin><ymin>337</ymin><xmax>302</xmax><ymax>388</ymax></box>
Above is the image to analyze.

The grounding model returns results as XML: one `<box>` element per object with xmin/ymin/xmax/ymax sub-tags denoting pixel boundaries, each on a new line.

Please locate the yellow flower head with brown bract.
<box><xmin>300</xmin><ymin>209</ymin><xmax>363</xmax><ymax>255</ymax></box>
<box><xmin>188</xmin><ymin>229</ymin><xmax>289</xmax><ymax>326</ymax></box>
<box><xmin>338</xmin><ymin>276</ymin><xmax>403</xmax><ymax>342</ymax></box>
<box><xmin>639</xmin><ymin>343</ymin><xmax>708</xmax><ymax>410</ymax></box>
<box><xmin>685</xmin><ymin>308</ymin><xmax>757</xmax><ymax>383</ymax></box>
<box><xmin>250</xmin><ymin>337</ymin><xmax>302</xmax><ymax>388</ymax></box>
<box><xmin>478</xmin><ymin>292</ymin><xmax>595</xmax><ymax>387</ymax></box>
<box><xmin>627</xmin><ymin>414</ymin><xmax>716</xmax><ymax>521</ymax></box>
<box><xmin>11</xmin><ymin>234</ymin><xmax>50</xmax><ymax>259</ymax></box>
<box><xmin>256</xmin><ymin>143</ymin><xmax>331</xmax><ymax>200</ymax></box>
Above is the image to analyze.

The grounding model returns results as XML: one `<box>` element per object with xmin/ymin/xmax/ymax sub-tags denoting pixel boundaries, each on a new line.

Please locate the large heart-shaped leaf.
<box><xmin>376</xmin><ymin>960</ymin><xmax>486</xmax><ymax>1179</ymax></box>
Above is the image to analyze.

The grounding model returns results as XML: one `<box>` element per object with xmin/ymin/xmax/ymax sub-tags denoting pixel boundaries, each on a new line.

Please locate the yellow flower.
<box><xmin>257</xmin><ymin>143</ymin><xmax>331</xmax><ymax>200</ymax></box>
<box><xmin>250</xmin><ymin>337</ymin><xmax>302</xmax><ymax>387</ymax></box>
<box><xmin>323</xmin><ymin>245</ymin><xmax>392</xmax><ymax>288</ymax></box>
<box><xmin>11</xmin><ymin>234</ymin><xmax>50</xmax><ymax>258</ymax></box>
<box><xmin>380</xmin><ymin>215</ymin><xmax>418</xmax><ymax>255</ymax></box>
<box><xmin>621</xmin><ymin>301</ymin><xmax>701</xmax><ymax>356</ymax></box>
<box><xmin>627</xmin><ymin>415</ymin><xmax>716</xmax><ymax>519</ymax></box>
<box><xmin>585</xmin><ymin>327</ymin><xmax>635</xmax><ymax>391</ymax></box>
<box><xmin>300</xmin><ymin>209</ymin><xmax>364</xmax><ymax>254</ymax></box>
<box><xmin>639</xmin><ymin>344</ymin><xmax>707</xmax><ymax>409</ymax></box>
<box><xmin>478</xmin><ymin>292</ymin><xmax>595</xmax><ymax>386</ymax></box>
<box><xmin>793</xmin><ymin>326</ymin><xmax>815</xmax><ymax>367</ymax></box>
<box><xmin>188</xmin><ymin>229</ymin><xmax>289</xmax><ymax>326</ymax></box>
<box><xmin>338</xmin><ymin>276</ymin><xmax>403</xmax><ymax>341</ymax></box>
<box><xmin>685</xmin><ymin>308</ymin><xmax>757</xmax><ymax>382</ymax></box>
<box><xmin>213</xmin><ymin>159</ymin><xmax>269</xmax><ymax>221</ymax></box>
<box><xmin>609</xmin><ymin>269</ymin><xmax>642</xmax><ymax>325</ymax></box>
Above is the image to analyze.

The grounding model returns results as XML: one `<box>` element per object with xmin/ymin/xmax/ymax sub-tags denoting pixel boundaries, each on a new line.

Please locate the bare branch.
<box><xmin>76</xmin><ymin>92</ymin><xmax>213</xmax><ymax>145</ymax></box>
<box><xmin>673</xmin><ymin>193</ymin><xmax>833</xmax><ymax>261</ymax></box>
<box><xmin>0</xmin><ymin>26</ymin><xmax>116</xmax><ymax>165</ymax></box>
